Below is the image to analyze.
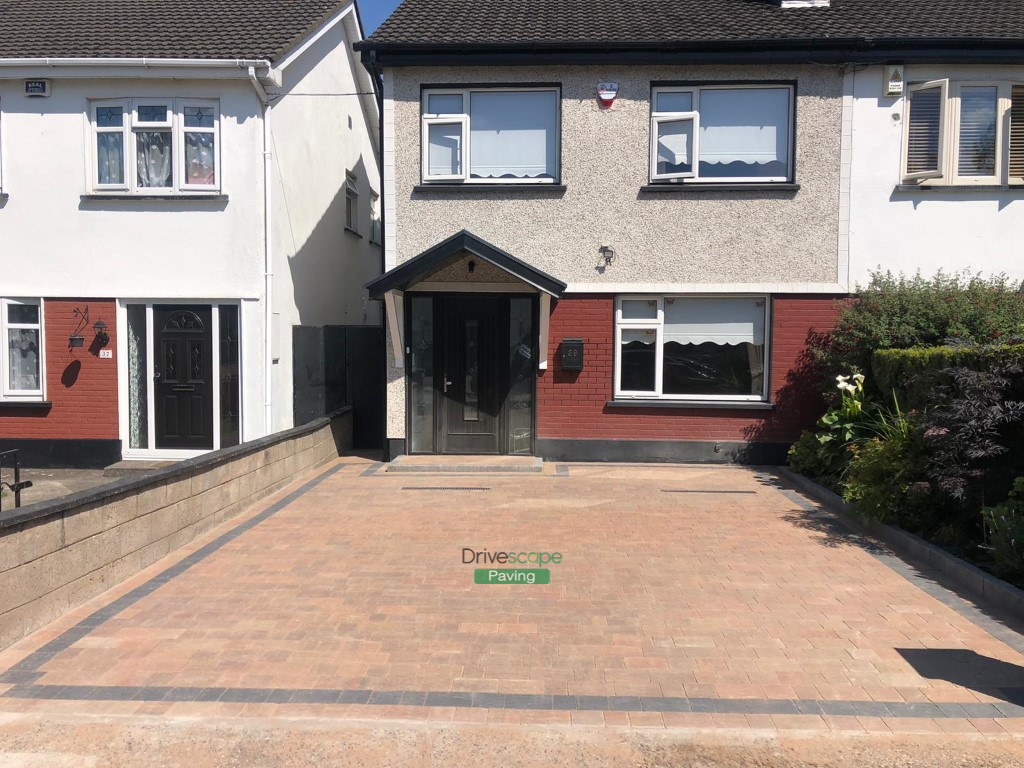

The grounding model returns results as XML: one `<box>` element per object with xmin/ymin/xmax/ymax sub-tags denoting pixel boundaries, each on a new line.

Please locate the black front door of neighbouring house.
<box><xmin>439</xmin><ymin>297</ymin><xmax>502</xmax><ymax>454</ymax></box>
<box><xmin>154</xmin><ymin>305</ymin><xmax>214</xmax><ymax>450</ymax></box>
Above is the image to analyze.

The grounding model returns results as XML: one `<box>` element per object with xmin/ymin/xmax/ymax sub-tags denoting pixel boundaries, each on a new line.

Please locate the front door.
<box><xmin>153</xmin><ymin>305</ymin><xmax>214</xmax><ymax>450</ymax></box>
<box><xmin>439</xmin><ymin>297</ymin><xmax>502</xmax><ymax>454</ymax></box>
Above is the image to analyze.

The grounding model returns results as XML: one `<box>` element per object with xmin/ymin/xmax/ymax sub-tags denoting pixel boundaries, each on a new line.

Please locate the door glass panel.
<box><xmin>189</xmin><ymin>339</ymin><xmax>203</xmax><ymax>382</ymax></box>
<box><xmin>127</xmin><ymin>304</ymin><xmax>148</xmax><ymax>449</ymax></box>
<box><xmin>507</xmin><ymin>298</ymin><xmax>534</xmax><ymax>455</ymax></box>
<box><xmin>463</xmin><ymin>319</ymin><xmax>479</xmax><ymax>421</ymax></box>
<box><xmin>409</xmin><ymin>297</ymin><xmax>434</xmax><ymax>453</ymax></box>
<box><xmin>163</xmin><ymin>340</ymin><xmax>178</xmax><ymax>382</ymax></box>
<box><xmin>219</xmin><ymin>305</ymin><xmax>240</xmax><ymax>448</ymax></box>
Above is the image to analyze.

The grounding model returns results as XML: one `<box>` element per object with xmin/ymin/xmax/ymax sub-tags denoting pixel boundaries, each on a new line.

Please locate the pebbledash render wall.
<box><xmin>536</xmin><ymin>296</ymin><xmax>841</xmax><ymax>462</ymax></box>
<box><xmin>0</xmin><ymin>299</ymin><xmax>119</xmax><ymax>466</ymax></box>
<box><xmin>385</xmin><ymin>64</ymin><xmax>845</xmax><ymax>284</ymax></box>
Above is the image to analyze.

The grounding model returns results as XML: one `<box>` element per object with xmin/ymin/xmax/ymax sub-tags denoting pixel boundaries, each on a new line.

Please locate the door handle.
<box><xmin>443</xmin><ymin>376</ymin><xmax>453</xmax><ymax>393</ymax></box>
<box><xmin>153</xmin><ymin>372</ymin><xmax>161</xmax><ymax>380</ymax></box>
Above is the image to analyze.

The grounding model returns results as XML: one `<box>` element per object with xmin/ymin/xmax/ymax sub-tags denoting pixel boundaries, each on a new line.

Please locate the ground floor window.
<box><xmin>124</xmin><ymin>301</ymin><xmax>240</xmax><ymax>453</ymax></box>
<box><xmin>1</xmin><ymin>298</ymin><xmax>43</xmax><ymax>400</ymax></box>
<box><xmin>614</xmin><ymin>295</ymin><xmax>768</xmax><ymax>401</ymax></box>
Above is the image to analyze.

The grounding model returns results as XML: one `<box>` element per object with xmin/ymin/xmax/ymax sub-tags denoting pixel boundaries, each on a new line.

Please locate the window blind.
<box><xmin>1011</xmin><ymin>86</ymin><xmax>1024</xmax><ymax>181</ymax></box>
<box><xmin>906</xmin><ymin>86</ymin><xmax>942</xmax><ymax>177</ymax></box>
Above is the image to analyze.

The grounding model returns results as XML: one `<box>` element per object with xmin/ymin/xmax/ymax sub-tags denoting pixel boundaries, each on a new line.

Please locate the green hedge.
<box><xmin>872</xmin><ymin>344</ymin><xmax>1024</xmax><ymax>410</ymax></box>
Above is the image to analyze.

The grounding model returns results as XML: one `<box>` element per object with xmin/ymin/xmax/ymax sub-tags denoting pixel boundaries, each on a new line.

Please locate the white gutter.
<box><xmin>249</xmin><ymin>67</ymin><xmax>275</xmax><ymax>436</ymax></box>
<box><xmin>0</xmin><ymin>57</ymin><xmax>281</xmax><ymax>85</ymax></box>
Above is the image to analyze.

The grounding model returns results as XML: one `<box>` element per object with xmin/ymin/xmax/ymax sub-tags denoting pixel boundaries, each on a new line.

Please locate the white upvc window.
<box><xmin>369</xmin><ymin>191</ymin><xmax>382</xmax><ymax>245</ymax></box>
<box><xmin>614</xmin><ymin>296</ymin><xmax>769</xmax><ymax>402</ymax></box>
<box><xmin>902</xmin><ymin>79</ymin><xmax>1024</xmax><ymax>185</ymax></box>
<box><xmin>421</xmin><ymin>87</ymin><xmax>560</xmax><ymax>184</ymax></box>
<box><xmin>345</xmin><ymin>171</ymin><xmax>359</xmax><ymax>231</ymax></box>
<box><xmin>650</xmin><ymin>85</ymin><xmax>794</xmax><ymax>183</ymax></box>
<box><xmin>90</xmin><ymin>98</ymin><xmax>220</xmax><ymax>194</ymax></box>
<box><xmin>1</xmin><ymin>298</ymin><xmax>44</xmax><ymax>400</ymax></box>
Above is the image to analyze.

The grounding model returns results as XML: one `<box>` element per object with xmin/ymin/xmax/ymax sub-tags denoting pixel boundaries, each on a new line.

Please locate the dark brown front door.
<box><xmin>154</xmin><ymin>305</ymin><xmax>214</xmax><ymax>450</ymax></box>
<box><xmin>439</xmin><ymin>297</ymin><xmax>501</xmax><ymax>454</ymax></box>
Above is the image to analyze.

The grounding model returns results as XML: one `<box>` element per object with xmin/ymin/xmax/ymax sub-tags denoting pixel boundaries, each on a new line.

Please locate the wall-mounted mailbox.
<box><xmin>561</xmin><ymin>338</ymin><xmax>584</xmax><ymax>371</ymax></box>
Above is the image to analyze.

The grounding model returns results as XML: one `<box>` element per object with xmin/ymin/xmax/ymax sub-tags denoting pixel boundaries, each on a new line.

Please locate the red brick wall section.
<box><xmin>0</xmin><ymin>299</ymin><xmax>118</xmax><ymax>440</ymax></box>
<box><xmin>537</xmin><ymin>295</ymin><xmax>840</xmax><ymax>444</ymax></box>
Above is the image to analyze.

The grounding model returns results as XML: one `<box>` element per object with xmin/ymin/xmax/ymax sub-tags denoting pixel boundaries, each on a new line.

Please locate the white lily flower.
<box><xmin>852</xmin><ymin>373</ymin><xmax>865</xmax><ymax>384</ymax></box>
<box><xmin>836</xmin><ymin>375</ymin><xmax>850</xmax><ymax>383</ymax></box>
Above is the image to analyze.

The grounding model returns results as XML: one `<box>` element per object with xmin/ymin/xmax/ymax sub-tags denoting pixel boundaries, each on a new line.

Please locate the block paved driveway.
<box><xmin>2</xmin><ymin>456</ymin><xmax>1024</xmax><ymax>735</ymax></box>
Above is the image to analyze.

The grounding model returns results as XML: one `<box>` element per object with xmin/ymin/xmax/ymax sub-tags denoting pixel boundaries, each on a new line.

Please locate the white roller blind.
<box><xmin>664</xmin><ymin>297</ymin><xmax>765</xmax><ymax>346</ymax></box>
<box><xmin>657</xmin><ymin>119</ymin><xmax>693</xmax><ymax>166</ymax></box>
<box><xmin>469</xmin><ymin>91</ymin><xmax>557</xmax><ymax>179</ymax></box>
<box><xmin>698</xmin><ymin>88</ymin><xmax>789</xmax><ymax>166</ymax></box>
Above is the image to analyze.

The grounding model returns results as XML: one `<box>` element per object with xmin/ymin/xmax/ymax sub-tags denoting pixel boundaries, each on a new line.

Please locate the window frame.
<box><xmin>613</xmin><ymin>295</ymin><xmax>770</xmax><ymax>403</ymax></box>
<box><xmin>902</xmin><ymin>78</ymin><xmax>1024</xmax><ymax>186</ymax></box>
<box><xmin>1</xmin><ymin>298</ymin><xmax>45</xmax><ymax>401</ymax></box>
<box><xmin>89</xmin><ymin>97</ymin><xmax>221</xmax><ymax>195</ymax></box>
<box><xmin>178</xmin><ymin>99</ymin><xmax>221</xmax><ymax>192</ymax></box>
<box><xmin>369</xmin><ymin>191</ymin><xmax>382</xmax><ymax>245</ymax></box>
<box><xmin>345</xmin><ymin>171</ymin><xmax>359</xmax><ymax>232</ymax></box>
<box><xmin>649</xmin><ymin>83</ymin><xmax>796</xmax><ymax>185</ymax></box>
<box><xmin>420</xmin><ymin>85</ymin><xmax>561</xmax><ymax>185</ymax></box>
<box><xmin>91</xmin><ymin>99</ymin><xmax>131</xmax><ymax>192</ymax></box>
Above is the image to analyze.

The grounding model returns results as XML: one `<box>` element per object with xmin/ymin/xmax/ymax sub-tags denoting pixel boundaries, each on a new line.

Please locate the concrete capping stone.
<box><xmin>777</xmin><ymin>467</ymin><xmax>1024</xmax><ymax>624</ymax></box>
<box><xmin>0</xmin><ymin>409</ymin><xmax>352</xmax><ymax>651</ymax></box>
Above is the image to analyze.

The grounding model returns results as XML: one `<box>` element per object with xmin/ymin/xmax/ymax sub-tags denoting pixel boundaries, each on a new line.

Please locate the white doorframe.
<box><xmin>117</xmin><ymin>298</ymin><xmax>242</xmax><ymax>460</ymax></box>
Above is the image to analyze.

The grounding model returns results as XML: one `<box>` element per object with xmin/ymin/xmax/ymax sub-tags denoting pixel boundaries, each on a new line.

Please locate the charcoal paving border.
<box><xmin>1</xmin><ymin>462</ymin><xmax>1023</xmax><ymax>717</ymax></box>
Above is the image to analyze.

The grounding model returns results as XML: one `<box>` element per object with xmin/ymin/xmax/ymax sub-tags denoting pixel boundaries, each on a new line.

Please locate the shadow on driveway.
<box><xmin>897</xmin><ymin>648</ymin><xmax>1024</xmax><ymax>706</ymax></box>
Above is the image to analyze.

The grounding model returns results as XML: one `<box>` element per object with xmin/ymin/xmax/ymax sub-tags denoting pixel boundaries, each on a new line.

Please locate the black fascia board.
<box><xmin>357</xmin><ymin>37</ymin><xmax>1024</xmax><ymax>67</ymax></box>
<box><xmin>364</xmin><ymin>229</ymin><xmax>567</xmax><ymax>298</ymax></box>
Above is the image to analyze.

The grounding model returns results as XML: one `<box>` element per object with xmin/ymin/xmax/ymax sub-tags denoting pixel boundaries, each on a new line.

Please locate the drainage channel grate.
<box><xmin>660</xmin><ymin>489</ymin><xmax>757</xmax><ymax>494</ymax></box>
<box><xmin>401</xmin><ymin>486</ymin><xmax>491</xmax><ymax>491</ymax></box>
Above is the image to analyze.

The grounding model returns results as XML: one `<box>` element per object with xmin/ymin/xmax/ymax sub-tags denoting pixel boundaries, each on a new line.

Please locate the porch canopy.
<box><xmin>366</xmin><ymin>229</ymin><xmax>566</xmax><ymax>299</ymax></box>
<box><xmin>365</xmin><ymin>229</ymin><xmax>566</xmax><ymax>369</ymax></box>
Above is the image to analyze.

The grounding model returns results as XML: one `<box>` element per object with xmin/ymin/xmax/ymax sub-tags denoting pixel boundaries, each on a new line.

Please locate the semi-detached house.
<box><xmin>0</xmin><ymin>1</ymin><xmax>381</xmax><ymax>466</ymax></box>
<box><xmin>358</xmin><ymin>0</ymin><xmax>1024</xmax><ymax>463</ymax></box>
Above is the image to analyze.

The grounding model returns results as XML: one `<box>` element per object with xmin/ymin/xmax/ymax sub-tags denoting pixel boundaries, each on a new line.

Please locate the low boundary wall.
<box><xmin>0</xmin><ymin>408</ymin><xmax>352</xmax><ymax>649</ymax></box>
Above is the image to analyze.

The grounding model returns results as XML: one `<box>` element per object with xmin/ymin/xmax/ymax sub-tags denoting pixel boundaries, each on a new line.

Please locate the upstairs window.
<box><xmin>369</xmin><ymin>191</ymin><xmax>382</xmax><ymax>245</ymax></box>
<box><xmin>90</xmin><ymin>98</ymin><xmax>220</xmax><ymax>194</ymax></box>
<box><xmin>421</xmin><ymin>88</ymin><xmax>560</xmax><ymax>184</ymax></box>
<box><xmin>651</xmin><ymin>85</ymin><xmax>794</xmax><ymax>183</ymax></box>
<box><xmin>345</xmin><ymin>172</ymin><xmax>359</xmax><ymax>232</ymax></box>
<box><xmin>903</xmin><ymin>80</ymin><xmax>1024</xmax><ymax>185</ymax></box>
<box><xmin>2</xmin><ymin>299</ymin><xmax>43</xmax><ymax>400</ymax></box>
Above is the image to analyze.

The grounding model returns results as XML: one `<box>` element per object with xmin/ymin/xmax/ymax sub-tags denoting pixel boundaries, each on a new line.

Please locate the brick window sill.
<box><xmin>606</xmin><ymin>399</ymin><xmax>774</xmax><ymax>411</ymax></box>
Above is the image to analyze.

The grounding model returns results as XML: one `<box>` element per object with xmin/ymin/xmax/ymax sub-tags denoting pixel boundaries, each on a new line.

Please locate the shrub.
<box><xmin>844</xmin><ymin>429</ymin><xmax>930</xmax><ymax>528</ymax></box>
<box><xmin>919</xmin><ymin>361</ymin><xmax>1024</xmax><ymax>506</ymax></box>
<box><xmin>814</xmin><ymin>271</ymin><xmax>1024</xmax><ymax>395</ymax></box>
<box><xmin>982</xmin><ymin>478</ymin><xmax>1024</xmax><ymax>585</ymax></box>
<box><xmin>872</xmin><ymin>343</ymin><xmax>1024</xmax><ymax>410</ymax></box>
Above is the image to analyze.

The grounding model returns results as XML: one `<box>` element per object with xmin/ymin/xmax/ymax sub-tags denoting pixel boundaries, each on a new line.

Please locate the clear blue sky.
<box><xmin>359</xmin><ymin>0</ymin><xmax>403</xmax><ymax>34</ymax></box>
